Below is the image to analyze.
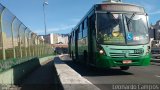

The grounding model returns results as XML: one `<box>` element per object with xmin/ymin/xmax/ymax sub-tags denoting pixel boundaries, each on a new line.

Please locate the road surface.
<box><xmin>60</xmin><ymin>55</ymin><xmax>160</xmax><ymax>90</ymax></box>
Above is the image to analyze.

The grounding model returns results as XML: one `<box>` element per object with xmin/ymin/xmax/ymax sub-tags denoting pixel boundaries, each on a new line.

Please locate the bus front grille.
<box><xmin>109</xmin><ymin>53</ymin><xmax>125</xmax><ymax>58</ymax></box>
<box><xmin>109</xmin><ymin>53</ymin><xmax>140</xmax><ymax>58</ymax></box>
<box><xmin>128</xmin><ymin>53</ymin><xmax>140</xmax><ymax>57</ymax></box>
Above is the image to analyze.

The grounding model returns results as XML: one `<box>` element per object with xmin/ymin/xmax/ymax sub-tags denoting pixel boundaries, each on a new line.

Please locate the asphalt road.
<box><xmin>60</xmin><ymin>55</ymin><xmax>160</xmax><ymax>90</ymax></box>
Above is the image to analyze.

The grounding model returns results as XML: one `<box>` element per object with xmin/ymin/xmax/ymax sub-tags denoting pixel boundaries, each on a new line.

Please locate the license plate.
<box><xmin>123</xmin><ymin>60</ymin><xmax>132</xmax><ymax>64</ymax></box>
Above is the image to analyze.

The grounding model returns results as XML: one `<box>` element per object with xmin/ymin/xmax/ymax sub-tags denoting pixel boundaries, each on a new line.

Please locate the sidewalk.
<box><xmin>18</xmin><ymin>59</ymin><xmax>63</xmax><ymax>90</ymax></box>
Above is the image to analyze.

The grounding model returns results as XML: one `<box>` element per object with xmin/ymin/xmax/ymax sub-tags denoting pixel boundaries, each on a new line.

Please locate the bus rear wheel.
<box><xmin>120</xmin><ymin>66</ymin><xmax>129</xmax><ymax>70</ymax></box>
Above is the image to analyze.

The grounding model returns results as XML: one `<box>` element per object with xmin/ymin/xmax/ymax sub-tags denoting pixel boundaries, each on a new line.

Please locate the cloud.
<box><xmin>149</xmin><ymin>10</ymin><xmax>160</xmax><ymax>15</ymax></box>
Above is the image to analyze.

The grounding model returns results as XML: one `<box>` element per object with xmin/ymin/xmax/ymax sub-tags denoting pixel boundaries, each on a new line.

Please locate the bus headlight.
<box><xmin>99</xmin><ymin>49</ymin><xmax>106</xmax><ymax>55</ymax></box>
<box><xmin>97</xmin><ymin>45</ymin><xmax>106</xmax><ymax>55</ymax></box>
<box><xmin>99</xmin><ymin>50</ymin><xmax>104</xmax><ymax>54</ymax></box>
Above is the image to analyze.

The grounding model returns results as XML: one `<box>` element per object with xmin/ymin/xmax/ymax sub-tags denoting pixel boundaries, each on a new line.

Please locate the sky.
<box><xmin>0</xmin><ymin>0</ymin><xmax>160</xmax><ymax>35</ymax></box>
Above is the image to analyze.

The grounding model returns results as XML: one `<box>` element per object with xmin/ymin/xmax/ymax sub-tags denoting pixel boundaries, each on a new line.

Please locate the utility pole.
<box><xmin>43</xmin><ymin>0</ymin><xmax>48</xmax><ymax>36</ymax></box>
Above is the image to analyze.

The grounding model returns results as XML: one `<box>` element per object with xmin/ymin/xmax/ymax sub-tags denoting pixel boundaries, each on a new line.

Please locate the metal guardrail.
<box><xmin>0</xmin><ymin>3</ymin><xmax>53</xmax><ymax>71</ymax></box>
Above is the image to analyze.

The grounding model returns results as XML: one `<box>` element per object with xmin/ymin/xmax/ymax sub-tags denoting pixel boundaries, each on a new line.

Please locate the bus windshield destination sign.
<box><xmin>100</xmin><ymin>4</ymin><xmax>145</xmax><ymax>13</ymax></box>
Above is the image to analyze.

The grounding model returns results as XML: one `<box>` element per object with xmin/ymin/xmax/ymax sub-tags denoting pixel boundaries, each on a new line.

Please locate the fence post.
<box><xmin>32</xmin><ymin>33</ymin><xmax>34</xmax><ymax>57</ymax></box>
<box><xmin>37</xmin><ymin>37</ymin><xmax>39</xmax><ymax>57</ymax></box>
<box><xmin>28</xmin><ymin>31</ymin><xmax>31</xmax><ymax>58</ymax></box>
<box><xmin>11</xmin><ymin>16</ymin><xmax>16</xmax><ymax>59</ymax></box>
<box><xmin>40</xmin><ymin>40</ymin><xmax>42</xmax><ymax>56</ymax></box>
<box><xmin>24</xmin><ymin>28</ymin><xmax>27</xmax><ymax>57</ymax></box>
<box><xmin>42</xmin><ymin>40</ymin><xmax>44</xmax><ymax>56</ymax></box>
<box><xmin>0</xmin><ymin>8</ymin><xmax>6</xmax><ymax>60</ymax></box>
<box><xmin>36</xmin><ymin>35</ymin><xmax>38</xmax><ymax>57</ymax></box>
<box><xmin>18</xmin><ymin>24</ymin><xmax>23</xmax><ymax>58</ymax></box>
<box><xmin>35</xmin><ymin>35</ymin><xmax>37</xmax><ymax>57</ymax></box>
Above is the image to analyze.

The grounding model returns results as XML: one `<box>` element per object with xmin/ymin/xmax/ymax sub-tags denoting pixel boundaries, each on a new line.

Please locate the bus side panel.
<box><xmin>77</xmin><ymin>30</ymin><xmax>83</xmax><ymax>59</ymax></box>
<box><xmin>77</xmin><ymin>24</ymin><xmax>89</xmax><ymax>62</ymax></box>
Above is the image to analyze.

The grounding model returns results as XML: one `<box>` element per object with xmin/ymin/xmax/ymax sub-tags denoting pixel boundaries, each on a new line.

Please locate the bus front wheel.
<box><xmin>120</xmin><ymin>66</ymin><xmax>129</xmax><ymax>70</ymax></box>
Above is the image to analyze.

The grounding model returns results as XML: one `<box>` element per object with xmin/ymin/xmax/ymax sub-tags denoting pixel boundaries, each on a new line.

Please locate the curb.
<box><xmin>53</xmin><ymin>56</ymin><xmax>100</xmax><ymax>90</ymax></box>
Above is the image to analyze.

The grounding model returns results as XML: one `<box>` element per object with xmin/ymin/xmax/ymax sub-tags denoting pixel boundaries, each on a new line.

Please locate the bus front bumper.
<box><xmin>96</xmin><ymin>54</ymin><xmax>151</xmax><ymax>68</ymax></box>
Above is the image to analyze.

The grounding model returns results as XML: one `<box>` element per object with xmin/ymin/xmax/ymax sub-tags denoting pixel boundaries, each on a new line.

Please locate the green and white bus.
<box><xmin>68</xmin><ymin>0</ymin><xmax>151</xmax><ymax>70</ymax></box>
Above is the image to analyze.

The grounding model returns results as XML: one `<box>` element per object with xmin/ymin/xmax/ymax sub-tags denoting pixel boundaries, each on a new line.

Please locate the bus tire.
<box><xmin>120</xmin><ymin>66</ymin><xmax>129</xmax><ymax>70</ymax></box>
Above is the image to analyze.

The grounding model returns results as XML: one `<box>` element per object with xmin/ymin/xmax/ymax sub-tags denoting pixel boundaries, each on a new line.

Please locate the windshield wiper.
<box><xmin>126</xmin><ymin>12</ymin><xmax>136</xmax><ymax>32</ymax></box>
<box><xmin>127</xmin><ymin>12</ymin><xmax>136</xmax><ymax>25</ymax></box>
<box><xmin>107</xmin><ymin>12</ymin><xmax>119</xmax><ymax>24</ymax></box>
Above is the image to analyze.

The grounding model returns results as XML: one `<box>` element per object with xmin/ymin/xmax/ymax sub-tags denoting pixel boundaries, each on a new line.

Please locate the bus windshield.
<box><xmin>124</xmin><ymin>14</ymin><xmax>149</xmax><ymax>45</ymax></box>
<box><xmin>97</xmin><ymin>13</ymin><xmax>149</xmax><ymax>45</ymax></box>
<box><xmin>97</xmin><ymin>13</ymin><xmax>125</xmax><ymax>45</ymax></box>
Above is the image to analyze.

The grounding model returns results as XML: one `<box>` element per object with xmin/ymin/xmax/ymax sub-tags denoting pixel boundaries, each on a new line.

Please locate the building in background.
<box><xmin>41</xmin><ymin>33</ymin><xmax>68</xmax><ymax>45</ymax></box>
<box><xmin>39</xmin><ymin>33</ymin><xmax>69</xmax><ymax>54</ymax></box>
<box><xmin>149</xmin><ymin>20</ymin><xmax>160</xmax><ymax>40</ymax></box>
<box><xmin>57</xmin><ymin>34</ymin><xmax>68</xmax><ymax>44</ymax></box>
<box><xmin>149</xmin><ymin>20</ymin><xmax>160</xmax><ymax>49</ymax></box>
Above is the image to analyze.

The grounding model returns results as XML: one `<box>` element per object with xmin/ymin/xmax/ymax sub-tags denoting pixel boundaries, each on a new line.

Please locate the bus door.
<box><xmin>88</xmin><ymin>15</ymin><xmax>96</xmax><ymax>64</ymax></box>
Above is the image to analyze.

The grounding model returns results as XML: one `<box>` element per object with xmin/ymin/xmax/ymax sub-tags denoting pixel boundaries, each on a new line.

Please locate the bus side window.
<box><xmin>82</xmin><ymin>21</ymin><xmax>84</xmax><ymax>38</ymax></box>
<box><xmin>89</xmin><ymin>15</ymin><xmax>96</xmax><ymax>35</ymax></box>
<box><xmin>83</xmin><ymin>19</ymin><xmax>88</xmax><ymax>37</ymax></box>
<box><xmin>79</xmin><ymin>25</ymin><xmax>82</xmax><ymax>39</ymax></box>
<box><xmin>71</xmin><ymin>32</ymin><xmax>73</xmax><ymax>42</ymax></box>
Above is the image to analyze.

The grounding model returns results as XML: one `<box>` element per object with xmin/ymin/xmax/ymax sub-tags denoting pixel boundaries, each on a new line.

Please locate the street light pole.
<box><xmin>43</xmin><ymin>0</ymin><xmax>48</xmax><ymax>36</ymax></box>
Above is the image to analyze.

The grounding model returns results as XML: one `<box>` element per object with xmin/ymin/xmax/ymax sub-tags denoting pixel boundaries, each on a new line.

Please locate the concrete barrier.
<box><xmin>54</xmin><ymin>56</ymin><xmax>100</xmax><ymax>90</ymax></box>
<box><xmin>0</xmin><ymin>56</ymin><xmax>54</xmax><ymax>85</ymax></box>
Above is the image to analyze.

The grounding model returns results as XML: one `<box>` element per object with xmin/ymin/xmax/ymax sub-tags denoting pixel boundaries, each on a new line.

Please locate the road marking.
<box><xmin>155</xmin><ymin>75</ymin><xmax>160</xmax><ymax>77</ymax></box>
